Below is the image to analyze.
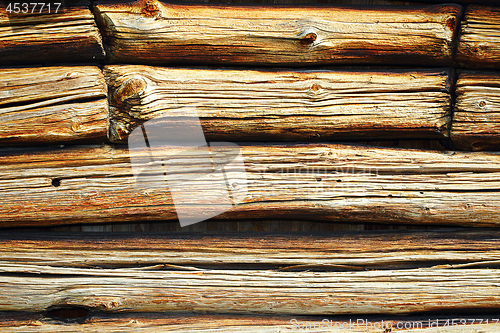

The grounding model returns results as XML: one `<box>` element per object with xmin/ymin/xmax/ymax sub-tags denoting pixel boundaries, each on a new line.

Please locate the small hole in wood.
<box><xmin>52</xmin><ymin>178</ymin><xmax>61</xmax><ymax>187</ymax></box>
<box><xmin>479</xmin><ymin>101</ymin><xmax>486</xmax><ymax>107</ymax></box>
<box><xmin>46</xmin><ymin>306</ymin><xmax>90</xmax><ymax>322</ymax></box>
<box><xmin>336</xmin><ymin>179</ymin><xmax>342</xmax><ymax>183</ymax></box>
<box><xmin>446</xmin><ymin>17</ymin><xmax>456</xmax><ymax>32</ymax></box>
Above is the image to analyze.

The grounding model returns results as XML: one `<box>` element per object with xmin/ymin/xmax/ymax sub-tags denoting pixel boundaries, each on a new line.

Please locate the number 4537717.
<box><xmin>5</xmin><ymin>3</ymin><xmax>62</xmax><ymax>14</ymax></box>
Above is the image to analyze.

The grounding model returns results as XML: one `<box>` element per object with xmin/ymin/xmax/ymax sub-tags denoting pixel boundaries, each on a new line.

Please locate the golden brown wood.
<box><xmin>94</xmin><ymin>1</ymin><xmax>461</xmax><ymax>66</ymax></box>
<box><xmin>2</xmin><ymin>144</ymin><xmax>500</xmax><ymax>227</ymax></box>
<box><xmin>0</xmin><ymin>1</ymin><xmax>105</xmax><ymax>64</ymax></box>
<box><xmin>2</xmin><ymin>313</ymin><xmax>500</xmax><ymax>332</ymax></box>
<box><xmin>0</xmin><ymin>66</ymin><xmax>109</xmax><ymax>145</ymax></box>
<box><xmin>457</xmin><ymin>5</ymin><xmax>500</xmax><ymax>69</ymax></box>
<box><xmin>451</xmin><ymin>72</ymin><xmax>500</xmax><ymax>151</ymax></box>
<box><xmin>0</xmin><ymin>230</ymin><xmax>498</xmax><ymax>314</ymax></box>
<box><xmin>0</xmin><ymin>229</ymin><xmax>499</xmax><ymax>269</ymax></box>
<box><xmin>106</xmin><ymin>65</ymin><xmax>452</xmax><ymax>143</ymax></box>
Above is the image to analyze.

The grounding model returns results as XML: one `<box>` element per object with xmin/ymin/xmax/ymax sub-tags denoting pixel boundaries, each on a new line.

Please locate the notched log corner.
<box><xmin>451</xmin><ymin>72</ymin><xmax>500</xmax><ymax>151</ymax></box>
<box><xmin>0</xmin><ymin>0</ymin><xmax>105</xmax><ymax>64</ymax></box>
<box><xmin>0</xmin><ymin>66</ymin><xmax>109</xmax><ymax>145</ymax></box>
<box><xmin>94</xmin><ymin>1</ymin><xmax>462</xmax><ymax>66</ymax></box>
<box><xmin>105</xmin><ymin>65</ymin><xmax>452</xmax><ymax>143</ymax></box>
<box><xmin>457</xmin><ymin>5</ymin><xmax>500</xmax><ymax>69</ymax></box>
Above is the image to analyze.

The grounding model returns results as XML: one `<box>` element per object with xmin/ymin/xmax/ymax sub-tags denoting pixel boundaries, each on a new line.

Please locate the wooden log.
<box><xmin>94</xmin><ymin>1</ymin><xmax>462</xmax><ymax>66</ymax></box>
<box><xmin>0</xmin><ymin>1</ymin><xmax>105</xmax><ymax>65</ymax></box>
<box><xmin>2</xmin><ymin>143</ymin><xmax>500</xmax><ymax>227</ymax></box>
<box><xmin>451</xmin><ymin>72</ymin><xmax>500</xmax><ymax>151</ymax></box>
<box><xmin>2</xmin><ymin>313</ymin><xmax>500</xmax><ymax>332</ymax></box>
<box><xmin>0</xmin><ymin>230</ymin><xmax>499</xmax><ymax>314</ymax></box>
<box><xmin>0</xmin><ymin>229</ymin><xmax>499</xmax><ymax>270</ymax></box>
<box><xmin>106</xmin><ymin>65</ymin><xmax>452</xmax><ymax>143</ymax></box>
<box><xmin>0</xmin><ymin>66</ymin><xmax>109</xmax><ymax>145</ymax></box>
<box><xmin>456</xmin><ymin>5</ymin><xmax>500</xmax><ymax>69</ymax></box>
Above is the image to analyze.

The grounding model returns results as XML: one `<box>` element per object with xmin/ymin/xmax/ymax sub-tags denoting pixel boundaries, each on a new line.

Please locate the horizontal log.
<box><xmin>0</xmin><ymin>230</ymin><xmax>498</xmax><ymax>315</ymax></box>
<box><xmin>0</xmin><ymin>1</ymin><xmax>105</xmax><ymax>64</ymax></box>
<box><xmin>451</xmin><ymin>72</ymin><xmax>500</xmax><ymax>151</ymax></box>
<box><xmin>0</xmin><ymin>66</ymin><xmax>109</xmax><ymax>145</ymax></box>
<box><xmin>94</xmin><ymin>1</ymin><xmax>461</xmax><ymax>66</ymax></box>
<box><xmin>2</xmin><ymin>313</ymin><xmax>500</xmax><ymax>332</ymax></box>
<box><xmin>0</xmin><ymin>229</ymin><xmax>499</xmax><ymax>270</ymax></box>
<box><xmin>2</xmin><ymin>144</ymin><xmax>500</xmax><ymax>227</ymax></box>
<box><xmin>456</xmin><ymin>5</ymin><xmax>500</xmax><ymax>69</ymax></box>
<box><xmin>106</xmin><ymin>65</ymin><xmax>452</xmax><ymax>143</ymax></box>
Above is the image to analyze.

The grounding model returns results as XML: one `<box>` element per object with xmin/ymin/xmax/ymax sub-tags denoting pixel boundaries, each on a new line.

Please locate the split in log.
<box><xmin>451</xmin><ymin>72</ymin><xmax>500</xmax><ymax>151</ymax></box>
<box><xmin>94</xmin><ymin>1</ymin><xmax>462</xmax><ymax>66</ymax></box>
<box><xmin>2</xmin><ymin>143</ymin><xmax>500</xmax><ymax>227</ymax></box>
<box><xmin>0</xmin><ymin>230</ymin><xmax>499</xmax><ymax>314</ymax></box>
<box><xmin>2</xmin><ymin>313</ymin><xmax>500</xmax><ymax>332</ymax></box>
<box><xmin>0</xmin><ymin>1</ymin><xmax>105</xmax><ymax>65</ymax></box>
<box><xmin>457</xmin><ymin>5</ymin><xmax>500</xmax><ymax>69</ymax></box>
<box><xmin>0</xmin><ymin>66</ymin><xmax>109</xmax><ymax>145</ymax></box>
<box><xmin>106</xmin><ymin>65</ymin><xmax>452</xmax><ymax>143</ymax></box>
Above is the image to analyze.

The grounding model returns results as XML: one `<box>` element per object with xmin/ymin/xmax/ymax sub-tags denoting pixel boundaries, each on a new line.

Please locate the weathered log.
<box><xmin>0</xmin><ymin>230</ymin><xmax>498</xmax><ymax>314</ymax></box>
<box><xmin>2</xmin><ymin>144</ymin><xmax>500</xmax><ymax>227</ymax></box>
<box><xmin>0</xmin><ymin>1</ymin><xmax>105</xmax><ymax>64</ymax></box>
<box><xmin>0</xmin><ymin>66</ymin><xmax>109</xmax><ymax>145</ymax></box>
<box><xmin>0</xmin><ymin>229</ymin><xmax>499</xmax><ymax>270</ymax></box>
<box><xmin>456</xmin><ymin>5</ymin><xmax>500</xmax><ymax>69</ymax></box>
<box><xmin>106</xmin><ymin>65</ymin><xmax>452</xmax><ymax>143</ymax></box>
<box><xmin>94</xmin><ymin>1</ymin><xmax>461</xmax><ymax>66</ymax></box>
<box><xmin>2</xmin><ymin>313</ymin><xmax>500</xmax><ymax>332</ymax></box>
<box><xmin>451</xmin><ymin>72</ymin><xmax>500</xmax><ymax>151</ymax></box>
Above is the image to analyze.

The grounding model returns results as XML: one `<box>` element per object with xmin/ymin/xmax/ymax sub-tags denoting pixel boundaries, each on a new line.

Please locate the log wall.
<box><xmin>2</xmin><ymin>0</ymin><xmax>500</xmax><ymax>329</ymax></box>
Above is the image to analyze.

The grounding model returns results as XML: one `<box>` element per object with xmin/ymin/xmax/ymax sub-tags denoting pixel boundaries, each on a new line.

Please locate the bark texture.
<box><xmin>0</xmin><ymin>66</ymin><xmax>109</xmax><ymax>145</ymax></box>
<box><xmin>94</xmin><ymin>1</ymin><xmax>461</xmax><ymax>66</ymax></box>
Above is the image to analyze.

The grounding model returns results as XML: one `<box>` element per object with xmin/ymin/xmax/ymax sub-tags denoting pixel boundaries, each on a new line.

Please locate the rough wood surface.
<box><xmin>0</xmin><ymin>66</ymin><xmax>109</xmax><ymax>145</ymax></box>
<box><xmin>0</xmin><ymin>229</ymin><xmax>498</xmax><ymax>269</ymax></box>
<box><xmin>0</xmin><ymin>229</ymin><xmax>498</xmax><ymax>314</ymax></box>
<box><xmin>2</xmin><ymin>144</ymin><xmax>500</xmax><ymax>227</ymax></box>
<box><xmin>106</xmin><ymin>65</ymin><xmax>452</xmax><ymax>143</ymax></box>
<box><xmin>94</xmin><ymin>1</ymin><xmax>461</xmax><ymax>66</ymax></box>
<box><xmin>0</xmin><ymin>1</ymin><xmax>105</xmax><ymax>64</ymax></box>
<box><xmin>457</xmin><ymin>5</ymin><xmax>500</xmax><ymax>69</ymax></box>
<box><xmin>2</xmin><ymin>313</ymin><xmax>500</xmax><ymax>332</ymax></box>
<box><xmin>451</xmin><ymin>72</ymin><xmax>500</xmax><ymax>151</ymax></box>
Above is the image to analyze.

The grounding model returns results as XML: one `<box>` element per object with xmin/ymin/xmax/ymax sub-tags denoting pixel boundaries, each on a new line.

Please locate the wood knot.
<box><xmin>113</xmin><ymin>77</ymin><xmax>147</xmax><ymax>106</ymax></box>
<box><xmin>446</xmin><ymin>17</ymin><xmax>456</xmax><ymax>32</ymax></box>
<box><xmin>299</xmin><ymin>30</ymin><xmax>317</xmax><ymax>45</ymax></box>
<box><xmin>141</xmin><ymin>0</ymin><xmax>160</xmax><ymax>18</ymax></box>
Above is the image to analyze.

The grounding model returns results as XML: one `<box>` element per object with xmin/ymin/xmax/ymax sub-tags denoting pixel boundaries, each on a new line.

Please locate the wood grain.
<box><xmin>94</xmin><ymin>1</ymin><xmax>461</xmax><ymax>66</ymax></box>
<box><xmin>0</xmin><ymin>1</ymin><xmax>105</xmax><ymax>64</ymax></box>
<box><xmin>2</xmin><ymin>143</ymin><xmax>500</xmax><ymax>227</ymax></box>
<box><xmin>0</xmin><ymin>230</ymin><xmax>499</xmax><ymax>314</ymax></box>
<box><xmin>457</xmin><ymin>5</ymin><xmax>500</xmax><ymax>69</ymax></box>
<box><xmin>2</xmin><ymin>313</ymin><xmax>500</xmax><ymax>332</ymax></box>
<box><xmin>0</xmin><ymin>66</ymin><xmax>109</xmax><ymax>145</ymax></box>
<box><xmin>0</xmin><ymin>229</ymin><xmax>499</xmax><ymax>270</ymax></box>
<box><xmin>106</xmin><ymin>65</ymin><xmax>452</xmax><ymax>143</ymax></box>
<box><xmin>451</xmin><ymin>72</ymin><xmax>500</xmax><ymax>151</ymax></box>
